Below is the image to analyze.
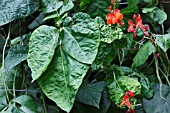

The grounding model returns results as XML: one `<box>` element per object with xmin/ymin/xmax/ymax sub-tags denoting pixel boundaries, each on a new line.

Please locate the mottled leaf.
<box><xmin>27</xmin><ymin>25</ymin><xmax>59</xmax><ymax>82</ymax></box>
<box><xmin>0</xmin><ymin>0</ymin><xmax>39</xmax><ymax>26</ymax></box>
<box><xmin>4</xmin><ymin>45</ymin><xmax>28</xmax><ymax>71</ymax></box>
<box><xmin>132</xmin><ymin>41</ymin><xmax>156</xmax><ymax>68</ymax></box>
<box><xmin>105</xmin><ymin>74</ymin><xmax>141</xmax><ymax>107</ymax></box>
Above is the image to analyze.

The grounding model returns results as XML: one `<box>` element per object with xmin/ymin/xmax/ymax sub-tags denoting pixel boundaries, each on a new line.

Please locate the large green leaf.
<box><xmin>3</xmin><ymin>95</ymin><xmax>36</xmax><ymax>113</ymax></box>
<box><xmin>76</xmin><ymin>81</ymin><xmax>105</xmax><ymax>108</ymax></box>
<box><xmin>4</xmin><ymin>45</ymin><xmax>28</xmax><ymax>71</ymax></box>
<box><xmin>63</xmin><ymin>13</ymin><xmax>101</xmax><ymax>64</ymax></box>
<box><xmin>0</xmin><ymin>0</ymin><xmax>39</xmax><ymax>26</ymax></box>
<box><xmin>132</xmin><ymin>41</ymin><xmax>156</xmax><ymax>68</ymax></box>
<box><xmin>27</xmin><ymin>25</ymin><xmax>59</xmax><ymax>82</ymax></box>
<box><xmin>38</xmin><ymin>47</ymin><xmax>89</xmax><ymax>112</ymax></box>
<box><xmin>80</xmin><ymin>0</ymin><xmax>110</xmax><ymax>19</ymax></box>
<box><xmin>128</xmin><ymin>0</ymin><xmax>139</xmax><ymax>9</ymax></box>
<box><xmin>143</xmin><ymin>84</ymin><xmax>170</xmax><ymax>113</ymax></box>
<box><xmin>155</xmin><ymin>34</ymin><xmax>170</xmax><ymax>52</ymax></box>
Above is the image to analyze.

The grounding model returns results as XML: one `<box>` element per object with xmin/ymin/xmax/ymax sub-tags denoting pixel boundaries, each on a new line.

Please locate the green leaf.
<box><xmin>132</xmin><ymin>41</ymin><xmax>156</xmax><ymax>68</ymax></box>
<box><xmin>117</xmin><ymin>76</ymin><xmax>141</xmax><ymax>95</ymax></box>
<box><xmin>4</xmin><ymin>45</ymin><xmax>28</xmax><ymax>71</ymax></box>
<box><xmin>154</xmin><ymin>8</ymin><xmax>167</xmax><ymax>25</ymax></box>
<box><xmin>38</xmin><ymin>47</ymin><xmax>89</xmax><ymax>112</ymax></box>
<box><xmin>142</xmin><ymin>7</ymin><xmax>167</xmax><ymax>25</ymax></box>
<box><xmin>59</xmin><ymin>0</ymin><xmax>74</xmax><ymax>15</ymax></box>
<box><xmin>140</xmin><ymin>76</ymin><xmax>154</xmax><ymax>99</ymax></box>
<box><xmin>27</xmin><ymin>25</ymin><xmax>59</xmax><ymax>82</ymax></box>
<box><xmin>0</xmin><ymin>67</ymin><xmax>23</xmax><ymax>111</ymax></box>
<box><xmin>80</xmin><ymin>0</ymin><xmax>110</xmax><ymax>19</ymax></box>
<box><xmin>128</xmin><ymin>0</ymin><xmax>139</xmax><ymax>9</ymax></box>
<box><xmin>155</xmin><ymin>34</ymin><xmax>170</xmax><ymax>52</ymax></box>
<box><xmin>105</xmin><ymin>74</ymin><xmax>141</xmax><ymax>107</ymax></box>
<box><xmin>143</xmin><ymin>84</ymin><xmax>170</xmax><ymax>113</ymax></box>
<box><xmin>63</xmin><ymin>13</ymin><xmax>101</xmax><ymax>64</ymax></box>
<box><xmin>121</xmin><ymin>6</ymin><xmax>139</xmax><ymax>15</ymax></box>
<box><xmin>101</xmin><ymin>27</ymin><xmax>124</xmax><ymax>43</ymax></box>
<box><xmin>144</xmin><ymin>0</ymin><xmax>153</xmax><ymax>4</ymax></box>
<box><xmin>3</xmin><ymin>95</ymin><xmax>36</xmax><ymax>113</ymax></box>
<box><xmin>41</xmin><ymin>0</ymin><xmax>73</xmax><ymax>15</ymax></box>
<box><xmin>0</xmin><ymin>0</ymin><xmax>39</xmax><ymax>26</ymax></box>
<box><xmin>91</xmin><ymin>42</ymin><xmax>116</xmax><ymax>70</ymax></box>
<box><xmin>142</xmin><ymin>7</ymin><xmax>156</xmax><ymax>13</ymax></box>
<box><xmin>76</xmin><ymin>81</ymin><xmax>105</xmax><ymax>108</ymax></box>
<box><xmin>41</xmin><ymin>0</ymin><xmax>63</xmax><ymax>13</ymax></box>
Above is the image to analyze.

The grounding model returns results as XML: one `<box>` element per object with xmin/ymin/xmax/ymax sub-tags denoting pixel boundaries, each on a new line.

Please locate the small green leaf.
<box><xmin>59</xmin><ymin>0</ymin><xmax>74</xmax><ymax>15</ymax></box>
<box><xmin>132</xmin><ymin>41</ymin><xmax>156</xmax><ymax>68</ymax></box>
<box><xmin>143</xmin><ymin>84</ymin><xmax>170</xmax><ymax>113</ymax></box>
<box><xmin>154</xmin><ymin>8</ymin><xmax>167</xmax><ymax>25</ymax></box>
<box><xmin>38</xmin><ymin>47</ymin><xmax>89</xmax><ymax>112</ymax></box>
<box><xmin>128</xmin><ymin>0</ymin><xmax>139</xmax><ymax>9</ymax></box>
<box><xmin>155</xmin><ymin>34</ymin><xmax>170</xmax><ymax>52</ymax></box>
<box><xmin>4</xmin><ymin>45</ymin><xmax>28</xmax><ymax>71</ymax></box>
<box><xmin>142</xmin><ymin>7</ymin><xmax>156</xmax><ymax>13</ymax></box>
<box><xmin>142</xmin><ymin>7</ymin><xmax>167</xmax><ymax>25</ymax></box>
<box><xmin>76</xmin><ymin>81</ymin><xmax>105</xmax><ymax>108</ymax></box>
<box><xmin>0</xmin><ymin>0</ymin><xmax>39</xmax><ymax>26</ymax></box>
<box><xmin>27</xmin><ymin>25</ymin><xmax>59</xmax><ymax>82</ymax></box>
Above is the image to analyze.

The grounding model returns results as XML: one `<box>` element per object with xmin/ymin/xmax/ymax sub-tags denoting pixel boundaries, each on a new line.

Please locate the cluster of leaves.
<box><xmin>0</xmin><ymin>0</ymin><xmax>170</xmax><ymax>113</ymax></box>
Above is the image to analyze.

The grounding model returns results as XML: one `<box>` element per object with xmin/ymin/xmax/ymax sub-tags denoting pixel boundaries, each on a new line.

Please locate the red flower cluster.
<box><xmin>106</xmin><ymin>6</ymin><xmax>123</xmax><ymax>26</ymax></box>
<box><xmin>120</xmin><ymin>90</ymin><xmax>135</xmax><ymax>113</ymax></box>
<box><xmin>128</xmin><ymin>14</ymin><xmax>149</xmax><ymax>38</ymax></box>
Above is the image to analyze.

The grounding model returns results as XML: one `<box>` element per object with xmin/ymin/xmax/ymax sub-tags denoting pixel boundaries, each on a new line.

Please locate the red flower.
<box><xmin>120</xmin><ymin>90</ymin><xmax>134</xmax><ymax>109</ymax></box>
<box><xmin>106</xmin><ymin>8</ymin><xmax>123</xmax><ymax>26</ymax></box>
<box><xmin>120</xmin><ymin>95</ymin><xmax>131</xmax><ymax>109</ymax></box>
<box><xmin>127</xmin><ymin>14</ymin><xmax>149</xmax><ymax>38</ymax></box>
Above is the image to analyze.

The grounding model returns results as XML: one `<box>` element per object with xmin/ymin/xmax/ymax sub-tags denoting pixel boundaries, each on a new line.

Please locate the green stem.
<box><xmin>154</xmin><ymin>55</ymin><xmax>166</xmax><ymax>100</ymax></box>
<box><xmin>2</xmin><ymin>24</ymin><xmax>11</xmax><ymax>103</ymax></box>
<box><xmin>159</xmin><ymin>67</ymin><xmax>170</xmax><ymax>86</ymax></box>
<box><xmin>42</xmin><ymin>95</ymin><xmax>47</xmax><ymax>113</ymax></box>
